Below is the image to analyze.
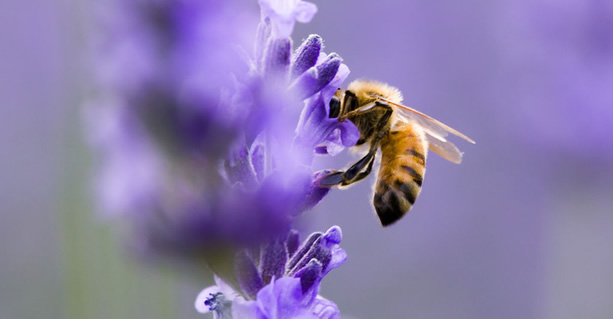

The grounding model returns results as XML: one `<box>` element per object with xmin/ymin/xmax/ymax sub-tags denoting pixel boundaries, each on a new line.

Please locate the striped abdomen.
<box><xmin>373</xmin><ymin>122</ymin><xmax>427</xmax><ymax>226</ymax></box>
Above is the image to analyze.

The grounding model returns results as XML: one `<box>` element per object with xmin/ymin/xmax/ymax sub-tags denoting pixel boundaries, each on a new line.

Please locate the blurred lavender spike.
<box><xmin>91</xmin><ymin>0</ymin><xmax>353</xmax><ymax>317</ymax></box>
<box><xmin>92</xmin><ymin>0</ymin><xmax>357</xmax><ymax>259</ymax></box>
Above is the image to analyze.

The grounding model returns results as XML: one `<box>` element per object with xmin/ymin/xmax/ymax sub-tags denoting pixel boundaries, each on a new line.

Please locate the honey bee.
<box><xmin>319</xmin><ymin>80</ymin><xmax>475</xmax><ymax>226</ymax></box>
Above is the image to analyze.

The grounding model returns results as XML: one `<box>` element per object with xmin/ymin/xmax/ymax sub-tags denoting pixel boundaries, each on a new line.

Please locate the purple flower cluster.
<box><xmin>90</xmin><ymin>0</ymin><xmax>357</xmax><ymax>253</ymax></box>
<box><xmin>89</xmin><ymin>0</ymin><xmax>357</xmax><ymax>317</ymax></box>
<box><xmin>195</xmin><ymin>227</ymin><xmax>346</xmax><ymax>318</ymax></box>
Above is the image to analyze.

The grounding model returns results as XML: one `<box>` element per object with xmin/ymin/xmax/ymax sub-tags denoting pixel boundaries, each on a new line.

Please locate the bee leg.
<box><xmin>338</xmin><ymin>96</ymin><xmax>391</xmax><ymax>123</ymax></box>
<box><xmin>341</xmin><ymin>154</ymin><xmax>375</xmax><ymax>185</ymax></box>
<box><xmin>317</xmin><ymin>170</ymin><xmax>345</xmax><ymax>186</ymax></box>
<box><xmin>341</xmin><ymin>148</ymin><xmax>376</xmax><ymax>184</ymax></box>
<box><xmin>319</xmin><ymin>104</ymin><xmax>394</xmax><ymax>187</ymax></box>
<box><xmin>372</xmin><ymin>103</ymin><xmax>394</xmax><ymax>140</ymax></box>
<box><xmin>338</xmin><ymin>102</ymin><xmax>392</xmax><ymax>185</ymax></box>
<box><xmin>318</xmin><ymin>147</ymin><xmax>376</xmax><ymax>187</ymax></box>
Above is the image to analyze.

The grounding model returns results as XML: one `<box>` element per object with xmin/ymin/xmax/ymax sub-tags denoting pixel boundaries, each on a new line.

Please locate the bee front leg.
<box><xmin>318</xmin><ymin>148</ymin><xmax>376</xmax><ymax>187</ymax></box>
<box><xmin>338</xmin><ymin>104</ymin><xmax>394</xmax><ymax>185</ymax></box>
<box><xmin>342</xmin><ymin>149</ymin><xmax>376</xmax><ymax>184</ymax></box>
<box><xmin>319</xmin><ymin>103</ymin><xmax>393</xmax><ymax>188</ymax></box>
<box><xmin>342</xmin><ymin>154</ymin><xmax>376</xmax><ymax>185</ymax></box>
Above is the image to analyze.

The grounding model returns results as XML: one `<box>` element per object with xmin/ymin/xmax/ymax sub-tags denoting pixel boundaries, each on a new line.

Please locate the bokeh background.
<box><xmin>2</xmin><ymin>0</ymin><xmax>612</xmax><ymax>318</ymax></box>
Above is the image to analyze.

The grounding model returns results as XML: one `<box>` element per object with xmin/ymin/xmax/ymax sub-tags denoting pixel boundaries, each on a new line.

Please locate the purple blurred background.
<box><xmin>2</xmin><ymin>0</ymin><xmax>612</xmax><ymax>318</ymax></box>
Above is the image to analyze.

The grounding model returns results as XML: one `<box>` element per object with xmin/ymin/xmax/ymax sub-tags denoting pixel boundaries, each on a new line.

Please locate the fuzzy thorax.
<box><xmin>346</xmin><ymin>79</ymin><xmax>404</xmax><ymax>106</ymax></box>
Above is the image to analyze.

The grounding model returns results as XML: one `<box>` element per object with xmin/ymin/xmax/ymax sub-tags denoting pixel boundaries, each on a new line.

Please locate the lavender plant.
<box><xmin>195</xmin><ymin>227</ymin><xmax>346</xmax><ymax>318</ymax></box>
<box><xmin>89</xmin><ymin>0</ymin><xmax>357</xmax><ymax>317</ymax></box>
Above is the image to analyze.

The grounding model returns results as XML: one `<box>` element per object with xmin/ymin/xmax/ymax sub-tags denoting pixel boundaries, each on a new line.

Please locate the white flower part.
<box><xmin>194</xmin><ymin>276</ymin><xmax>245</xmax><ymax>313</ymax></box>
<box><xmin>194</xmin><ymin>285</ymin><xmax>222</xmax><ymax>314</ymax></box>
<box><xmin>294</xmin><ymin>1</ymin><xmax>317</xmax><ymax>23</ymax></box>
<box><xmin>259</xmin><ymin>0</ymin><xmax>317</xmax><ymax>38</ymax></box>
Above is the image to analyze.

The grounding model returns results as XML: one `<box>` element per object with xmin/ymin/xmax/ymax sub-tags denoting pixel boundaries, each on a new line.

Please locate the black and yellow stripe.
<box><xmin>373</xmin><ymin>122</ymin><xmax>427</xmax><ymax>226</ymax></box>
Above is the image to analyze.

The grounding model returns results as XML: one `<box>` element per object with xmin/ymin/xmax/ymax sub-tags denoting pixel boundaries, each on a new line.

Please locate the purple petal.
<box><xmin>292</xmin><ymin>34</ymin><xmax>322</xmax><ymax>78</ymax></box>
<box><xmin>295</xmin><ymin>97</ymin><xmax>328</xmax><ymax>145</ymax></box>
<box><xmin>289</xmin><ymin>55</ymin><xmax>341</xmax><ymax>100</ymax></box>
<box><xmin>321</xmin><ymin>227</ymin><xmax>347</xmax><ymax>275</ymax></box>
<box><xmin>315</xmin><ymin>54</ymin><xmax>342</xmax><ymax>89</ymax></box>
<box><xmin>322</xmin><ymin>226</ymin><xmax>341</xmax><ymax>244</ymax></box>
<box><xmin>318</xmin><ymin>130</ymin><xmax>343</xmax><ymax>156</ymax></box>
<box><xmin>256</xmin><ymin>277</ymin><xmax>304</xmax><ymax>318</ymax></box>
<box><xmin>323</xmin><ymin>244</ymin><xmax>347</xmax><ymax>277</ymax></box>
<box><xmin>317</xmin><ymin>120</ymin><xmax>360</xmax><ymax>156</ymax></box>
<box><xmin>321</xmin><ymin>63</ymin><xmax>350</xmax><ymax>102</ymax></box>
<box><xmin>295</xmin><ymin>95</ymin><xmax>359</xmax><ymax>155</ymax></box>
<box><xmin>289</xmin><ymin>68</ymin><xmax>319</xmax><ymax>100</ymax></box>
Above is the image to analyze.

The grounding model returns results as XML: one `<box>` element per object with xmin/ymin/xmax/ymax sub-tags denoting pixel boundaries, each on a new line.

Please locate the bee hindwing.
<box><xmin>373</xmin><ymin>122</ymin><xmax>427</xmax><ymax>226</ymax></box>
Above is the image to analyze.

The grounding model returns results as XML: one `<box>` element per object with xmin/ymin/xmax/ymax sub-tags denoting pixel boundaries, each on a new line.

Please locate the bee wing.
<box><xmin>374</xmin><ymin>96</ymin><xmax>474</xmax><ymax>164</ymax></box>
<box><xmin>426</xmin><ymin>134</ymin><xmax>463</xmax><ymax>164</ymax></box>
<box><xmin>378</xmin><ymin>97</ymin><xmax>476</xmax><ymax>145</ymax></box>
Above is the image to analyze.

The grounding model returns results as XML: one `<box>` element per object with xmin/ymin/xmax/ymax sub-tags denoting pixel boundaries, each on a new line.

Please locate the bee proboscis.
<box><xmin>319</xmin><ymin>80</ymin><xmax>475</xmax><ymax>226</ymax></box>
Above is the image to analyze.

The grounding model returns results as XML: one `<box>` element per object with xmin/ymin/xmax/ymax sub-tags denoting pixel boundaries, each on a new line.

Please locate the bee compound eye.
<box><xmin>329</xmin><ymin>96</ymin><xmax>341</xmax><ymax>118</ymax></box>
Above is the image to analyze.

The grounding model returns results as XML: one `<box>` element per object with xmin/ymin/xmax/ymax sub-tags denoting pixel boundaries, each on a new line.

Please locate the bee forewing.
<box><xmin>396</xmin><ymin>112</ymin><xmax>448</xmax><ymax>142</ymax></box>
<box><xmin>426</xmin><ymin>135</ymin><xmax>463</xmax><ymax>164</ymax></box>
<box><xmin>378</xmin><ymin>97</ymin><xmax>475</xmax><ymax>144</ymax></box>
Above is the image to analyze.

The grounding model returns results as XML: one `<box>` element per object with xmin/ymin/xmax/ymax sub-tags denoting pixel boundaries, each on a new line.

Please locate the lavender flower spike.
<box><xmin>92</xmin><ymin>0</ymin><xmax>352</xmax><ymax>316</ymax></box>
<box><xmin>92</xmin><ymin>0</ymin><xmax>359</xmax><ymax>261</ymax></box>
<box><xmin>195</xmin><ymin>227</ymin><xmax>346</xmax><ymax>318</ymax></box>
